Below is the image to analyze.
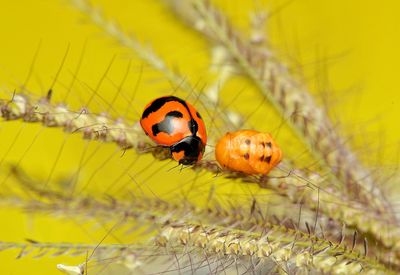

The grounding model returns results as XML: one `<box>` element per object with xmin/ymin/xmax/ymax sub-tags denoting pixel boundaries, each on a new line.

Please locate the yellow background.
<box><xmin>0</xmin><ymin>0</ymin><xmax>399</xmax><ymax>273</ymax></box>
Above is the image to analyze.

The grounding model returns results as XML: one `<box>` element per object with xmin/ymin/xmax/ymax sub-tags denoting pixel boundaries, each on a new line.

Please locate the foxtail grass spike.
<box><xmin>1</xmin><ymin>92</ymin><xmax>399</xmax><ymax>254</ymax></box>
<box><xmin>155</xmin><ymin>222</ymin><xmax>394</xmax><ymax>274</ymax></box>
<box><xmin>69</xmin><ymin>0</ymin><xmax>242</xmax><ymax>135</ymax></box>
<box><xmin>6</xmin><ymin>168</ymin><xmax>399</xmax><ymax>271</ymax></box>
<box><xmin>167</xmin><ymin>0</ymin><xmax>394</xmax><ymax>224</ymax></box>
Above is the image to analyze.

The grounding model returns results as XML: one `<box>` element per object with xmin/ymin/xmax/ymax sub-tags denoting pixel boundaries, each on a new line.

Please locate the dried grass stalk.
<box><xmin>167</xmin><ymin>0</ymin><xmax>393</xmax><ymax>222</ymax></box>
<box><xmin>69</xmin><ymin>0</ymin><xmax>241</xmax><ymax>134</ymax></box>
<box><xmin>0</xmin><ymin>94</ymin><xmax>148</xmax><ymax>151</ymax></box>
<box><xmin>0</xmin><ymin>241</ymin><xmax>132</xmax><ymax>259</ymax></box>
<box><xmin>69</xmin><ymin>0</ymin><xmax>400</xmax><ymax>257</ymax></box>
<box><xmin>5</xmin><ymin>181</ymin><xmax>397</xmax><ymax>273</ymax></box>
<box><xmin>156</xmin><ymin>222</ymin><xmax>394</xmax><ymax>274</ymax></box>
<box><xmin>1</xmin><ymin>93</ymin><xmax>399</xmax><ymax>253</ymax></box>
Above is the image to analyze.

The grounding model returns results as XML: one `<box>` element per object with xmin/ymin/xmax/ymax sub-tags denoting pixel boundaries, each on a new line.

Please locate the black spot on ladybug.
<box><xmin>152</xmin><ymin>118</ymin><xmax>174</xmax><ymax>136</ymax></box>
<box><xmin>266</xmin><ymin>142</ymin><xmax>272</xmax><ymax>149</ymax></box>
<box><xmin>142</xmin><ymin>96</ymin><xmax>186</xmax><ymax>119</ymax></box>
<box><xmin>166</xmin><ymin>110</ymin><xmax>183</xmax><ymax>118</ymax></box>
<box><xmin>243</xmin><ymin>153</ymin><xmax>250</xmax><ymax>160</ymax></box>
<box><xmin>188</xmin><ymin>118</ymin><xmax>198</xmax><ymax>135</ymax></box>
<box><xmin>245</xmin><ymin>139</ymin><xmax>251</xmax><ymax>145</ymax></box>
<box><xmin>196</xmin><ymin>111</ymin><xmax>202</xmax><ymax>119</ymax></box>
<box><xmin>151</xmin><ymin>111</ymin><xmax>184</xmax><ymax>136</ymax></box>
<box><xmin>170</xmin><ymin>136</ymin><xmax>204</xmax><ymax>165</ymax></box>
<box><xmin>152</xmin><ymin>122</ymin><xmax>171</xmax><ymax>137</ymax></box>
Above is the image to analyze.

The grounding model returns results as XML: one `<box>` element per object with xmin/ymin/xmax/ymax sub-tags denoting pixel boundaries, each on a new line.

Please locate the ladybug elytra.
<box><xmin>215</xmin><ymin>130</ymin><xmax>282</xmax><ymax>175</ymax></box>
<box><xmin>140</xmin><ymin>96</ymin><xmax>207</xmax><ymax>165</ymax></box>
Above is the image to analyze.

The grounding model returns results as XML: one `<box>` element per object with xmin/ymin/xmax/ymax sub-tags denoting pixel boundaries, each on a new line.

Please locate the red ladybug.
<box><xmin>215</xmin><ymin>130</ymin><xmax>282</xmax><ymax>175</ymax></box>
<box><xmin>140</xmin><ymin>96</ymin><xmax>207</xmax><ymax>165</ymax></box>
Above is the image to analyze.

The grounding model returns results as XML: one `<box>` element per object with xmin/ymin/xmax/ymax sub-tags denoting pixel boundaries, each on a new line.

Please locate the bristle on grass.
<box><xmin>66</xmin><ymin>0</ymin><xmax>400</xmax><ymax>256</ymax></box>
<box><xmin>69</xmin><ymin>0</ymin><xmax>242</xmax><ymax>136</ymax></box>
<box><xmin>5</xmin><ymin>166</ymin><xmax>399</xmax><ymax>271</ymax></box>
<box><xmin>167</xmin><ymin>0</ymin><xmax>395</xmax><ymax>226</ymax></box>
<box><xmin>1</xmin><ymin>93</ymin><xmax>399</xmax><ymax>256</ymax></box>
<box><xmin>155</xmin><ymin>222</ymin><xmax>394</xmax><ymax>274</ymax></box>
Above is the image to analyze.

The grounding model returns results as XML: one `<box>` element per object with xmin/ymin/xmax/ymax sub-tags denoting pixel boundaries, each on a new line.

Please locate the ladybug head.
<box><xmin>170</xmin><ymin>136</ymin><xmax>205</xmax><ymax>165</ymax></box>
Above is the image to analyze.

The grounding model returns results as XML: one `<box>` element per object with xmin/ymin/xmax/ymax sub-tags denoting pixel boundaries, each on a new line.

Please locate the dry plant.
<box><xmin>0</xmin><ymin>0</ymin><xmax>398</xmax><ymax>274</ymax></box>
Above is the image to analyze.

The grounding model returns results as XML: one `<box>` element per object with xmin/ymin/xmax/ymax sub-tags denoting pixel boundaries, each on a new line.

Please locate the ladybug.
<box><xmin>215</xmin><ymin>130</ymin><xmax>282</xmax><ymax>175</ymax></box>
<box><xmin>140</xmin><ymin>96</ymin><xmax>207</xmax><ymax>165</ymax></box>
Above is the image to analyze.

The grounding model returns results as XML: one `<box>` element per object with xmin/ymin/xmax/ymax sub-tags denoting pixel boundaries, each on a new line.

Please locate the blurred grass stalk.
<box><xmin>1</xmin><ymin>76</ymin><xmax>397</xmax><ymax>273</ymax></box>
<box><xmin>69</xmin><ymin>0</ymin><xmax>399</xmax><ymax>260</ymax></box>
<box><xmin>164</xmin><ymin>0</ymin><xmax>400</xmax><ymax>249</ymax></box>
<box><xmin>3</xmin><ymin>84</ymin><xmax>400</xmax><ymax>257</ymax></box>
<box><xmin>0</xmin><ymin>0</ymin><xmax>398</xmax><ymax>273</ymax></box>
<box><xmin>166</xmin><ymin>0</ymin><xmax>393</xmax><ymax>213</ymax></box>
<box><xmin>2</xmin><ymin>166</ymin><xmax>395</xmax><ymax>274</ymax></box>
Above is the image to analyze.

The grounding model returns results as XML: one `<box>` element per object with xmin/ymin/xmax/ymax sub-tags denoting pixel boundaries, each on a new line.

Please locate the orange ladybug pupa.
<box><xmin>140</xmin><ymin>96</ymin><xmax>207</xmax><ymax>165</ymax></box>
<box><xmin>215</xmin><ymin>130</ymin><xmax>282</xmax><ymax>175</ymax></box>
